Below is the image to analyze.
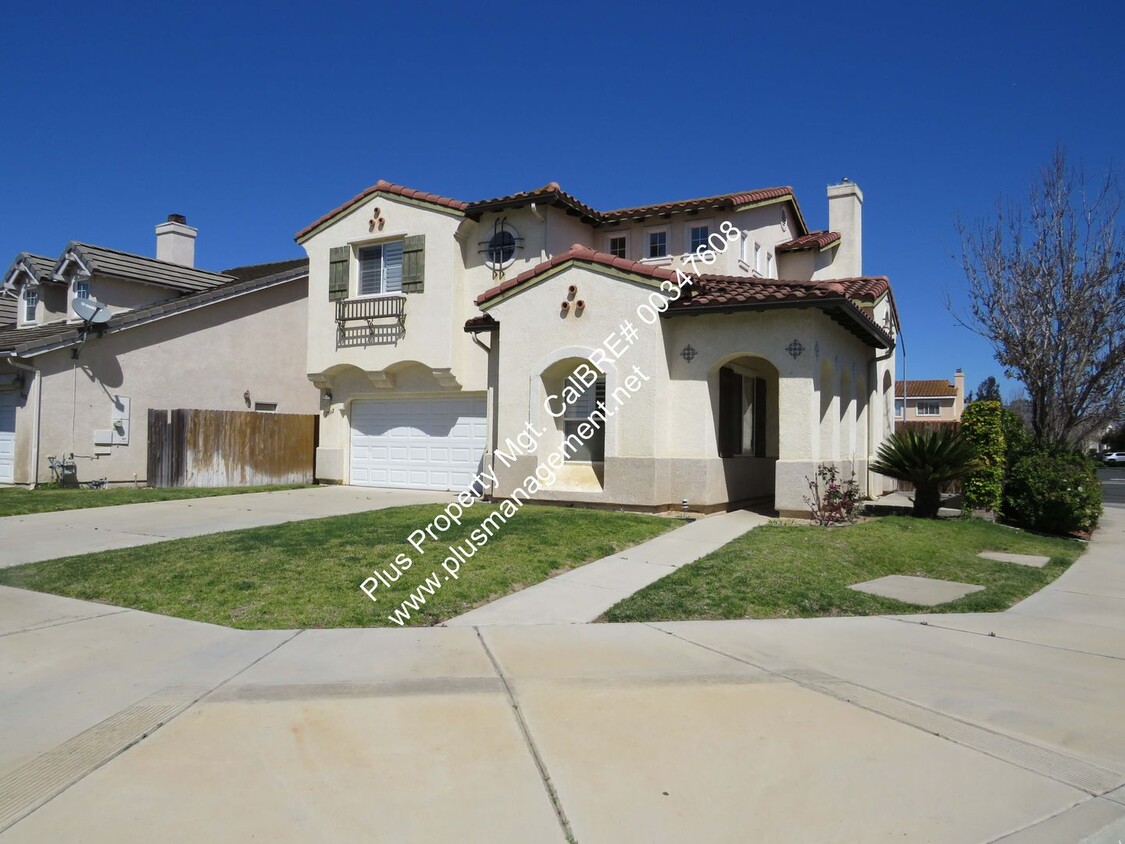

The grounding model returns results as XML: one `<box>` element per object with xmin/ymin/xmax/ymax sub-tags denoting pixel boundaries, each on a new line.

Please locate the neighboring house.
<box><xmin>0</xmin><ymin>216</ymin><xmax>318</xmax><ymax>486</ymax></box>
<box><xmin>894</xmin><ymin>370</ymin><xmax>965</xmax><ymax>423</ymax></box>
<box><xmin>298</xmin><ymin>179</ymin><xmax>900</xmax><ymax>516</ymax></box>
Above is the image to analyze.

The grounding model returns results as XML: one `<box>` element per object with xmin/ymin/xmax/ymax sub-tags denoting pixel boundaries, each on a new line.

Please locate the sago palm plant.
<box><xmin>870</xmin><ymin>428</ymin><xmax>983</xmax><ymax>518</ymax></box>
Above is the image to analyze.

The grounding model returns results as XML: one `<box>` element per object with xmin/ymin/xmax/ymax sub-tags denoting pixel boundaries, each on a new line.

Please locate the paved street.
<box><xmin>0</xmin><ymin>482</ymin><xmax>1123</xmax><ymax>842</ymax></box>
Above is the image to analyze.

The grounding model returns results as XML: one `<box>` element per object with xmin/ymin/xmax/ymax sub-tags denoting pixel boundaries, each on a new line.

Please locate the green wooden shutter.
<box><xmin>401</xmin><ymin>235</ymin><xmax>425</xmax><ymax>293</ymax></box>
<box><xmin>717</xmin><ymin>366</ymin><xmax>741</xmax><ymax>457</ymax></box>
<box><xmin>754</xmin><ymin>377</ymin><xmax>768</xmax><ymax>458</ymax></box>
<box><xmin>328</xmin><ymin>246</ymin><xmax>350</xmax><ymax>301</ymax></box>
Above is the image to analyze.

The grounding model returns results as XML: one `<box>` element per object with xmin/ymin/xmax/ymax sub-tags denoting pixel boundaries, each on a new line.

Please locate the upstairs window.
<box><xmin>647</xmin><ymin>229</ymin><xmax>668</xmax><ymax>259</ymax></box>
<box><xmin>358</xmin><ymin>241</ymin><xmax>403</xmax><ymax>295</ymax></box>
<box><xmin>74</xmin><ymin>279</ymin><xmax>90</xmax><ymax>300</ymax></box>
<box><xmin>22</xmin><ymin>287</ymin><xmax>38</xmax><ymax>322</ymax></box>
<box><xmin>608</xmin><ymin>234</ymin><xmax>627</xmax><ymax>258</ymax></box>
<box><xmin>689</xmin><ymin>225</ymin><xmax>710</xmax><ymax>252</ymax></box>
<box><xmin>894</xmin><ymin>399</ymin><xmax>904</xmax><ymax>418</ymax></box>
<box><xmin>754</xmin><ymin>242</ymin><xmax>763</xmax><ymax>275</ymax></box>
<box><xmin>917</xmin><ymin>400</ymin><xmax>941</xmax><ymax>416</ymax></box>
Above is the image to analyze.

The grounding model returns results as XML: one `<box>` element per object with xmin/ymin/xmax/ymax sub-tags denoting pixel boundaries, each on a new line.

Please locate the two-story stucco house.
<box><xmin>894</xmin><ymin>370</ymin><xmax>965</xmax><ymax>423</ymax></box>
<box><xmin>0</xmin><ymin>216</ymin><xmax>318</xmax><ymax>486</ymax></box>
<box><xmin>298</xmin><ymin>179</ymin><xmax>899</xmax><ymax>516</ymax></box>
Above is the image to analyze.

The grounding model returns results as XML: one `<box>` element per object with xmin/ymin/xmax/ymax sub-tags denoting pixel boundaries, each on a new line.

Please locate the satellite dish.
<box><xmin>72</xmin><ymin>297</ymin><xmax>112</xmax><ymax>325</ymax></box>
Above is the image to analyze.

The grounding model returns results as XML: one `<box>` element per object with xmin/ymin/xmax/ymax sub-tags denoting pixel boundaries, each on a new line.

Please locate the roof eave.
<box><xmin>663</xmin><ymin>296</ymin><xmax>893</xmax><ymax>349</ymax></box>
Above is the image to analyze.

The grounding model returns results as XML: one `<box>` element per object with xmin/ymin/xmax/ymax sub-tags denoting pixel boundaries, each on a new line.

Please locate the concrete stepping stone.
<box><xmin>848</xmin><ymin>575</ymin><xmax>984</xmax><ymax>606</ymax></box>
<box><xmin>977</xmin><ymin>551</ymin><xmax>1051</xmax><ymax>568</ymax></box>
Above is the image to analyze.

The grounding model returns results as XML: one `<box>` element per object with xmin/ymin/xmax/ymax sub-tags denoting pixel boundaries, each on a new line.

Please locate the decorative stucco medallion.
<box><xmin>785</xmin><ymin>340</ymin><xmax>804</xmax><ymax>359</ymax></box>
<box><xmin>680</xmin><ymin>344</ymin><xmax>698</xmax><ymax>363</ymax></box>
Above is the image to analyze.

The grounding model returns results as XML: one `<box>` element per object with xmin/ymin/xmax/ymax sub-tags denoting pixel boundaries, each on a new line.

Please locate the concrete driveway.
<box><xmin>1</xmin><ymin>499</ymin><xmax>1123</xmax><ymax>841</ymax></box>
<box><xmin>0</xmin><ymin>486</ymin><xmax>451</xmax><ymax>568</ymax></box>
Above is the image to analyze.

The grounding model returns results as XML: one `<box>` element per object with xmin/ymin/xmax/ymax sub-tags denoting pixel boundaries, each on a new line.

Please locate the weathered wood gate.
<box><xmin>147</xmin><ymin>409</ymin><xmax>316</xmax><ymax>487</ymax></box>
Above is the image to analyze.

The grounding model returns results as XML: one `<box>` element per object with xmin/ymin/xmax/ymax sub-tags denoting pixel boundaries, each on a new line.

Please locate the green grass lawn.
<box><xmin>603</xmin><ymin>516</ymin><xmax>1085</xmax><ymax>623</ymax></box>
<box><xmin>0</xmin><ymin>484</ymin><xmax>313</xmax><ymax>516</ymax></box>
<box><xmin>0</xmin><ymin>504</ymin><xmax>677</xmax><ymax>628</ymax></box>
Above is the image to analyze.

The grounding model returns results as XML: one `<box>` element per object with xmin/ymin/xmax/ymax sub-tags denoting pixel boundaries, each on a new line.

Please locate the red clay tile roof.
<box><xmin>471</xmin><ymin>245</ymin><xmax>894</xmax><ymax>347</ymax></box>
<box><xmin>299</xmin><ymin>181</ymin><xmax>811</xmax><ymax>241</ymax></box>
<box><xmin>895</xmin><ymin>380</ymin><xmax>958</xmax><ymax>398</ymax></box>
<box><xmin>295</xmin><ymin>180</ymin><xmax>469</xmax><ymax>241</ymax></box>
<box><xmin>464</xmin><ymin>182</ymin><xmax>601</xmax><ymax>224</ymax></box>
<box><xmin>475</xmin><ymin>244</ymin><xmax>678</xmax><ymax>305</ymax></box>
<box><xmin>600</xmin><ymin>186</ymin><xmax>795</xmax><ymax>222</ymax></box>
<box><xmin>777</xmin><ymin>231</ymin><xmax>841</xmax><ymax>252</ymax></box>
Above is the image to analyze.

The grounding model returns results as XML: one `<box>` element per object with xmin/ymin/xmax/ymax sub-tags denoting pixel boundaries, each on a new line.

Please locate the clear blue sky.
<box><xmin>2</xmin><ymin>0</ymin><xmax>1122</xmax><ymax>396</ymax></box>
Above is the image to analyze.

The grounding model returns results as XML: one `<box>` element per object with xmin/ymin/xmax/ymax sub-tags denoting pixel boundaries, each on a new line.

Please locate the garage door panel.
<box><xmin>0</xmin><ymin>391</ymin><xmax>16</xmax><ymax>484</ymax></box>
<box><xmin>350</xmin><ymin>397</ymin><xmax>486</xmax><ymax>491</ymax></box>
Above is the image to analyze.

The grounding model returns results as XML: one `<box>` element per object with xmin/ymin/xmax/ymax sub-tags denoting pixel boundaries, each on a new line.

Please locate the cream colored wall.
<box><xmin>20</xmin><ymin>280</ymin><xmax>315</xmax><ymax>484</ymax></box>
<box><xmin>81</xmin><ymin>277</ymin><xmax>173</xmax><ymax>318</ymax></box>
<box><xmin>900</xmin><ymin>397</ymin><xmax>958</xmax><ymax>421</ymax></box>
<box><xmin>484</xmin><ymin>264</ymin><xmax>883</xmax><ymax>512</ymax></box>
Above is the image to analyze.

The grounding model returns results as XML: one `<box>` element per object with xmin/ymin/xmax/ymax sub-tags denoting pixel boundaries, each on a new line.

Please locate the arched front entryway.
<box><xmin>712</xmin><ymin>355</ymin><xmax>779</xmax><ymax>504</ymax></box>
<box><xmin>538</xmin><ymin>355</ymin><xmax>606</xmax><ymax>491</ymax></box>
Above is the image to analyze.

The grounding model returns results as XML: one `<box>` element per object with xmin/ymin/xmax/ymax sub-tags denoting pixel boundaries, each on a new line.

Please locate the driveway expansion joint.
<box><xmin>475</xmin><ymin>628</ymin><xmax>576</xmax><ymax>844</ymax></box>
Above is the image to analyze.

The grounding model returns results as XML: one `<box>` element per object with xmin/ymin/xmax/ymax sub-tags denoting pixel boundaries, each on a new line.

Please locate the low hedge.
<box><xmin>960</xmin><ymin>401</ymin><xmax>1005</xmax><ymax>512</ymax></box>
<box><xmin>1003</xmin><ymin>449</ymin><xmax>1102</xmax><ymax>535</ymax></box>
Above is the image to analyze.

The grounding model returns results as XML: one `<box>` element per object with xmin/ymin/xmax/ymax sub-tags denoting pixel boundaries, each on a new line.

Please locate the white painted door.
<box><xmin>0</xmin><ymin>391</ymin><xmax>17</xmax><ymax>483</ymax></box>
<box><xmin>350</xmin><ymin>396</ymin><xmax>487</xmax><ymax>491</ymax></box>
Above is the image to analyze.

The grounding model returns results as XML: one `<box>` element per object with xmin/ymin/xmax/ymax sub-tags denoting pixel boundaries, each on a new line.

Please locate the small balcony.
<box><xmin>336</xmin><ymin>295</ymin><xmax>406</xmax><ymax>347</ymax></box>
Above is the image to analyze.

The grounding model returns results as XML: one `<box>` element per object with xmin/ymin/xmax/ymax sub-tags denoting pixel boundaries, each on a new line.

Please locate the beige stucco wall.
<box><xmin>482</xmin><ymin>264</ymin><xmax>888</xmax><ymax>513</ymax></box>
<box><xmin>6</xmin><ymin>279</ymin><xmax>315</xmax><ymax>485</ymax></box>
<box><xmin>898</xmin><ymin>396</ymin><xmax>959</xmax><ymax>422</ymax></box>
<box><xmin>301</xmin><ymin>186</ymin><xmax>896</xmax><ymax>504</ymax></box>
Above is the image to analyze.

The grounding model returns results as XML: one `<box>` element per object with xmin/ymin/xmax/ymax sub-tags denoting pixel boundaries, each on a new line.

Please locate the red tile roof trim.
<box><xmin>777</xmin><ymin>231</ymin><xmax>842</xmax><ymax>252</ymax></box>
<box><xmin>895</xmin><ymin>380</ymin><xmax>958</xmax><ymax>398</ymax></box>
<box><xmin>299</xmin><ymin>181</ymin><xmax>810</xmax><ymax>241</ymax></box>
<box><xmin>600</xmin><ymin>186</ymin><xmax>794</xmax><ymax>222</ymax></box>
<box><xmin>295</xmin><ymin>180</ymin><xmax>469</xmax><ymax>241</ymax></box>
<box><xmin>475</xmin><ymin>244</ymin><xmax>679</xmax><ymax>305</ymax></box>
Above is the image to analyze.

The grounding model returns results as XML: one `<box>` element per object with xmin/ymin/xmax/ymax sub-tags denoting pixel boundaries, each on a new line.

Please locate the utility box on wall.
<box><xmin>94</xmin><ymin>395</ymin><xmax>130</xmax><ymax>447</ymax></box>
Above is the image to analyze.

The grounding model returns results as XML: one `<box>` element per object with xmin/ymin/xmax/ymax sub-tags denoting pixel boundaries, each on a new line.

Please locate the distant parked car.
<box><xmin>1103</xmin><ymin>452</ymin><xmax>1125</xmax><ymax>466</ymax></box>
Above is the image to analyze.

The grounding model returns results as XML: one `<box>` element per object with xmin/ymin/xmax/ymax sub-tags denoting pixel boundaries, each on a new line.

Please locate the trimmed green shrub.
<box><xmin>871</xmin><ymin>428</ymin><xmax>983</xmax><ymax>518</ymax></box>
<box><xmin>1003</xmin><ymin>449</ymin><xmax>1102</xmax><ymax>535</ymax></box>
<box><xmin>960</xmin><ymin>401</ymin><xmax>1005</xmax><ymax>512</ymax></box>
<box><xmin>1000</xmin><ymin>408</ymin><xmax>1033</xmax><ymax>472</ymax></box>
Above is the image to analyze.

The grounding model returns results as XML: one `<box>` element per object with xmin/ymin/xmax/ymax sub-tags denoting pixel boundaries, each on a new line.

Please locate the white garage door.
<box><xmin>0</xmin><ymin>391</ymin><xmax>16</xmax><ymax>484</ymax></box>
<box><xmin>350</xmin><ymin>396</ymin><xmax>487</xmax><ymax>491</ymax></box>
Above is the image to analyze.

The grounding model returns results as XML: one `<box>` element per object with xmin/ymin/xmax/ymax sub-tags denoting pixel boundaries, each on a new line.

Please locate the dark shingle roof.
<box><xmin>221</xmin><ymin>257</ymin><xmax>309</xmax><ymax>282</ymax></box>
<box><xmin>3</xmin><ymin>252</ymin><xmax>56</xmax><ymax>291</ymax></box>
<box><xmin>0</xmin><ymin>293</ymin><xmax>17</xmax><ymax>326</ymax></box>
<box><xmin>57</xmin><ymin>242</ymin><xmax>235</xmax><ymax>292</ymax></box>
<box><xmin>0</xmin><ymin>264</ymin><xmax>307</xmax><ymax>358</ymax></box>
<box><xmin>896</xmin><ymin>380</ymin><xmax>957</xmax><ymax>398</ymax></box>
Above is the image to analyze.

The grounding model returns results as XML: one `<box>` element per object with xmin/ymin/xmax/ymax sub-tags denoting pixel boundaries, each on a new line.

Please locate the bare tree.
<box><xmin>950</xmin><ymin>148</ymin><xmax>1125</xmax><ymax>446</ymax></box>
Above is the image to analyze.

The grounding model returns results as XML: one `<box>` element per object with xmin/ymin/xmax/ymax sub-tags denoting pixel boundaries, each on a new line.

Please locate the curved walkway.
<box><xmin>0</xmin><ymin>508</ymin><xmax>1122</xmax><ymax>842</ymax></box>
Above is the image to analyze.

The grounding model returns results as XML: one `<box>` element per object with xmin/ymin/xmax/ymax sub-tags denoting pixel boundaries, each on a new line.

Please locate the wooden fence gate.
<box><xmin>147</xmin><ymin>409</ymin><xmax>316</xmax><ymax>487</ymax></box>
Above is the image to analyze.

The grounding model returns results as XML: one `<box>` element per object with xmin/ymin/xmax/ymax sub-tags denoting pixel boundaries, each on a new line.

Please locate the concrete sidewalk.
<box><xmin>444</xmin><ymin>508</ymin><xmax>770</xmax><ymax>626</ymax></box>
<box><xmin>0</xmin><ymin>486</ymin><xmax>450</xmax><ymax>568</ymax></box>
<box><xmin>1</xmin><ymin>508</ymin><xmax>1123</xmax><ymax>841</ymax></box>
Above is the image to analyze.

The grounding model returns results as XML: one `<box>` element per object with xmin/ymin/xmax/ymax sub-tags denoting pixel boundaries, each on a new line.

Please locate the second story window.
<box><xmin>647</xmin><ymin>229</ymin><xmax>668</xmax><ymax>259</ymax></box>
<box><xmin>23</xmin><ymin>286</ymin><xmax>38</xmax><ymax>323</ymax></box>
<box><xmin>689</xmin><ymin>225</ymin><xmax>710</xmax><ymax>252</ymax></box>
<box><xmin>74</xmin><ymin>279</ymin><xmax>90</xmax><ymax>300</ymax></box>
<box><xmin>358</xmin><ymin>241</ymin><xmax>403</xmax><ymax>296</ymax></box>
<box><xmin>894</xmin><ymin>399</ymin><xmax>904</xmax><ymax>418</ymax></box>
<box><xmin>608</xmin><ymin>234</ymin><xmax>627</xmax><ymax>258</ymax></box>
<box><xmin>754</xmin><ymin>242</ymin><xmax>763</xmax><ymax>274</ymax></box>
<box><xmin>916</xmin><ymin>400</ymin><xmax>940</xmax><ymax>416</ymax></box>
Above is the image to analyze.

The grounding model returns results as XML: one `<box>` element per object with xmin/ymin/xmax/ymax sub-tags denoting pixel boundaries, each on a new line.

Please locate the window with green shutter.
<box><xmin>328</xmin><ymin>246</ymin><xmax>350</xmax><ymax>301</ymax></box>
<box><xmin>401</xmin><ymin>234</ymin><xmax>425</xmax><ymax>293</ymax></box>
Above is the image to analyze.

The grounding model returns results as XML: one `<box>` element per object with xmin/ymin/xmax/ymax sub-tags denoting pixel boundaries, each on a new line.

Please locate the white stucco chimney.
<box><xmin>827</xmin><ymin>179</ymin><xmax>863</xmax><ymax>277</ymax></box>
<box><xmin>954</xmin><ymin>368</ymin><xmax>965</xmax><ymax>416</ymax></box>
<box><xmin>155</xmin><ymin>213</ymin><xmax>196</xmax><ymax>267</ymax></box>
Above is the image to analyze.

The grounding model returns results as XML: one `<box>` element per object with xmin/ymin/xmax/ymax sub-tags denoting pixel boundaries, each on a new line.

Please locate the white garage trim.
<box><xmin>350</xmin><ymin>395</ymin><xmax>487</xmax><ymax>491</ymax></box>
<box><xmin>0</xmin><ymin>390</ymin><xmax>17</xmax><ymax>484</ymax></box>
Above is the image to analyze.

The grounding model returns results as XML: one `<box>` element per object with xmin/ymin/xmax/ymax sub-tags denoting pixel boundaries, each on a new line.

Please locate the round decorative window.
<box><xmin>482</xmin><ymin>221</ymin><xmax>521</xmax><ymax>270</ymax></box>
